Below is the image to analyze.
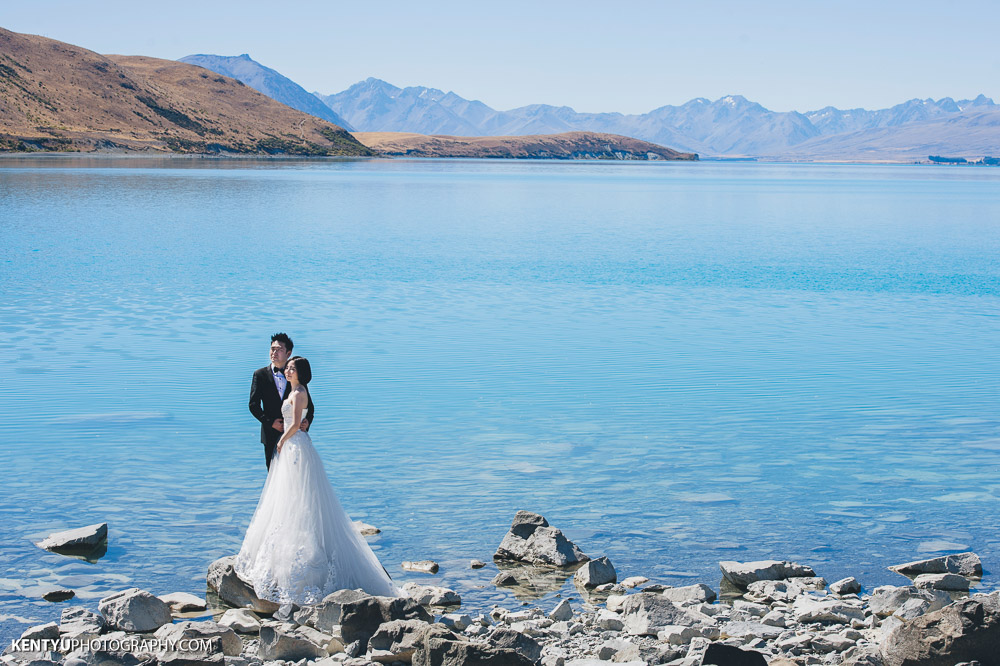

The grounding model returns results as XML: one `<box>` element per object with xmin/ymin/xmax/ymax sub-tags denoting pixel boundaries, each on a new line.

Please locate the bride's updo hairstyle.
<box><xmin>288</xmin><ymin>356</ymin><xmax>312</xmax><ymax>385</ymax></box>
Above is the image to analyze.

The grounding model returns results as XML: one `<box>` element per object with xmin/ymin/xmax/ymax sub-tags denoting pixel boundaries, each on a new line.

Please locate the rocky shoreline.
<box><xmin>7</xmin><ymin>512</ymin><xmax>998</xmax><ymax>666</ymax></box>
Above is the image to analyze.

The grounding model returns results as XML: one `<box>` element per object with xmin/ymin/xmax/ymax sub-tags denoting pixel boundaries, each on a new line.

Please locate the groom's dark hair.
<box><xmin>271</xmin><ymin>332</ymin><xmax>293</xmax><ymax>351</ymax></box>
<box><xmin>288</xmin><ymin>356</ymin><xmax>311</xmax><ymax>385</ymax></box>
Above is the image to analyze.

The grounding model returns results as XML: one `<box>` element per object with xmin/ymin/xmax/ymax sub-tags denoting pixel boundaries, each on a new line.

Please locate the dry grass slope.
<box><xmin>0</xmin><ymin>27</ymin><xmax>373</xmax><ymax>156</ymax></box>
<box><xmin>352</xmin><ymin>131</ymin><xmax>698</xmax><ymax>160</ymax></box>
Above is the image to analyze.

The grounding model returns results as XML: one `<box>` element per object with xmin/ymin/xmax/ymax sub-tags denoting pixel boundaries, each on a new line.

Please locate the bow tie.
<box><xmin>272</xmin><ymin>367</ymin><xmax>285</xmax><ymax>375</ymax></box>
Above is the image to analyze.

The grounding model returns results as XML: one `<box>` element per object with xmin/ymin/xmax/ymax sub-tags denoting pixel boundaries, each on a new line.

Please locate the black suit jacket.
<box><xmin>249</xmin><ymin>366</ymin><xmax>315</xmax><ymax>459</ymax></box>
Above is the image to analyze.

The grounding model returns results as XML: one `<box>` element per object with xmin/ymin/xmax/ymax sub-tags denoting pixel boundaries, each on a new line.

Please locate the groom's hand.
<box><xmin>272</xmin><ymin>419</ymin><xmax>284</xmax><ymax>432</ymax></box>
<box><xmin>301</xmin><ymin>419</ymin><xmax>310</xmax><ymax>431</ymax></box>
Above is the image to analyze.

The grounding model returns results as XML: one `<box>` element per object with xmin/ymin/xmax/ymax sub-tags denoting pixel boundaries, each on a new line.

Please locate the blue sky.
<box><xmin>5</xmin><ymin>1</ymin><xmax>998</xmax><ymax>114</ymax></box>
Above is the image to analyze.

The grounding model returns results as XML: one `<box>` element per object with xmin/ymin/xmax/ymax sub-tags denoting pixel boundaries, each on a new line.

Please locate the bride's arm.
<box><xmin>275</xmin><ymin>391</ymin><xmax>306</xmax><ymax>453</ymax></box>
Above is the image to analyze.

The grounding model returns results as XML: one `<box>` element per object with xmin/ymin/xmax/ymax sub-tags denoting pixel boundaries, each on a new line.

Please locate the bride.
<box><xmin>234</xmin><ymin>356</ymin><xmax>399</xmax><ymax>603</ymax></box>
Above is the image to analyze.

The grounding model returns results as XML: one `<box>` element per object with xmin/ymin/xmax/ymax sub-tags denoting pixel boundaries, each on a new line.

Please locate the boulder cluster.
<box><xmin>7</xmin><ymin>512</ymin><xmax>999</xmax><ymax>666</ymax></box>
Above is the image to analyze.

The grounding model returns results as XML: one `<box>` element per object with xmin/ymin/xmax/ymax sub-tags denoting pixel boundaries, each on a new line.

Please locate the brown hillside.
<box><xmin>0</xmin><ymin>27</ymin><xmax>372</xmax><ymax>155</ymax></box>
<box><xmin>352</xmin><ymin>131</ymin><xmax>698</xmax><ymax>160</ymax></box>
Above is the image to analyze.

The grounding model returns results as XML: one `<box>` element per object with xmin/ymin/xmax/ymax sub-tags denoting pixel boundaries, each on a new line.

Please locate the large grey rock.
<box><xmin>58</xmin><ymin>607</ymin><xmax>105</xmax><ymax>637</ymax></box>
<box><xmin>597</xmin><ymin>638</ymin><xmax>640</xmax><ymax>662</ymax></box>
<box><xmin>889</xmin><ymin>552</ymin><xmax>982</xmax><ymax>578</ymax></box>
<box><xmin>98</xmin><ymin>588</ymin><xmax>172</xmax><ymax>632</ymax></box>
<box><xmin>699</xmin><ymin>642</ymin><xmax>768</xmax><ymax>666</ymax></box>
<box><xmin>620</xmin><ymin>593</ymin><xmax>708</xmax><ymax>636</ymax></box>
<box><xmin>292</xmin><ymin>624</ymin><xmax>342</xmax><ymax>653</ymax></box>
<box><xmin>218</xmin><ymin>608</ymin><xmax>261</xmax><ymax>634</ymax></box>
<box><xmin>662</xmin><ymin>584</ymin><xmax>717</xmax><ymax>604</ymax></box>
<box><xmin>880</xmin><ymin>595</ymin><xmax>1000</xmax><ymax>666</ymax></box>
<box><xmin>156</xmin><ymin>621</ymin><xmax>242</xmax><ymax>657</ymax></box>
<box><xmin>37</xmin><ymin>524</ymin><xmax>108</xmax><ymax>553</ymax></box>
<box><xmin>743</xmin><ymin>579</ymin><xmax>804</xmax><ymax>604</ymax></box>
<box><xmin>790</xmin><ymin>596</ymin><xmax>864</xmax><ymax>624</ymax></box>
<box><xmin>487</xmin><ymin>626</ymin><xmax>542</xmax><ymax>662</ymax></box>
<box><xmin>869</xmin><ymin>585</ymin><xmax>951</xmax><ymax>617</ymax></box>
<box><xmin>412</xmin><ymin>630</ymin><xmax>534</xmax><ymax>666</ymax></box>
<box><xmin>913</xmin><ymin>573</ymin><xmax>970</xmax><ymax>591</ymax></box>
<box><xmin>340</xmin><ymin>595</ymin><xmax>432</xmax><ymax>651</ymax></box>
<box><xmin>718</xmin><ymin>560</ymin><xmax>816</xmax><ymax>588</ymax></box>
<box><xmin>401</xmin><ymin>582</ymin><xmax>461</xmax><ymax>606</ymax></box>
<box><xmin>596</xmin><ymin>608</ymin><xmax>625</xmax><ymax>631</ymax></box>
<box><xmin>296</xmin><ymin>588</ymin><xmax>372</xmax><ymax>632</ymax></box>
<box><xmin>549</xmin><ymin>599</ymin><xmax>574</xmax><ymax>622</ymax></box>
<box><xmin>206</xmin><ymin>556</ymin><xmax>280</xmax><ymax>614</ymax></box>
<box><xmin>573</xmin><ymin>556</ymin><xmax>617</xmax><ymax>588</ymax></box>
<box><xmin>18</xmin><ymin>623</ymin><xmax>59</xmax><ymax>641</ymax></box>
<box><xmin>716</xmin><ymin>621</ymin><xmax>783</xmax><ymax>639</ymax></box>
<box><xmin>259</xmin><ymin>624</ymin><xmax>327</xmax><ymax>661</ymax></box>
<box><xmin>829</xmin><ymin>577</ymin><xmax>861</xmax><ymax>595</ymax></box>
<box><xmin>367</xmin><ymin>619</ymin><xmax>432</xmax><ymax>662</ymax></box>
<box><xmin>494</xmin><ymin>511</ymin><xmax>589</xmax><ymax>566</ymax></box>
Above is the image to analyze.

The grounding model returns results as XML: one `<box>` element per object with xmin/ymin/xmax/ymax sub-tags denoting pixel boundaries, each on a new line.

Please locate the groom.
<box><xmin>249</xmin><ymin>332</ymin><xmax>315</xmax><ymax>468</ymax></box>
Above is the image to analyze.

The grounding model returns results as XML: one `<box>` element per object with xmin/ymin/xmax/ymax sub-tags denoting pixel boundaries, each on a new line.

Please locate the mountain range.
<box><xmin>177</xmin><ymin>52</ymin><xmax>997</xmax><ymax>161</ymax></box>
<box><xmin>316</xmin><ymin>78</ymin><xmax>998</xmax><ymax>159</ymax></box>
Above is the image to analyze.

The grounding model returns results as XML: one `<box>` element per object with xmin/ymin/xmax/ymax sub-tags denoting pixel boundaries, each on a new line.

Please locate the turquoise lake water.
<box><xmin>0</xmin><ymin>157</ymin><xmax>998</xmax><ymax>641</ymax></box>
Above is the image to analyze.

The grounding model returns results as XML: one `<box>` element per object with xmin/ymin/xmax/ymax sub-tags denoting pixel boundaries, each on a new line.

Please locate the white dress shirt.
<box><xmin>271</xmin><ymin>364</ymin><xmax>287</xmax><ymax>398</ymax></box>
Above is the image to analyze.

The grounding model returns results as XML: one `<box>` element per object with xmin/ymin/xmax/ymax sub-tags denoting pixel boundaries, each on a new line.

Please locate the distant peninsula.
<box><xmin>352</xmin><ymin>131</ymin><xmax>698</xmax><ymax>160</ymax></box>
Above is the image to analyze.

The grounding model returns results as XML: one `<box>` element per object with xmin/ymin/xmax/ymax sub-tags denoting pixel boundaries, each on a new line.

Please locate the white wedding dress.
<box><xmin>234</xmin><ymin>400</ymin><xmax>399</xmax><ymax>603</ymax></box>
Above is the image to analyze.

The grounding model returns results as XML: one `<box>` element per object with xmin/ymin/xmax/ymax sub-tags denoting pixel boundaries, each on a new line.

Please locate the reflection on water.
<box><xmin>0</xmin><ymin>157</ymin><xmax>999</xmax><ymax>641</ymax></box>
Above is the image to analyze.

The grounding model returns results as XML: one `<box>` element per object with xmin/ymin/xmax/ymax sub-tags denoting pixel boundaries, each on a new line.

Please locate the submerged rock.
<box><xmin>37</xmin><ymin>523</ymin><xmax>108</xmax><ymax>556</ymax></box>
<box><xmin>158</xmin><ymin>591</ymin><xmax>207</xmax><ymax>613</ymax></box>
<box><xmin>492</xmin><ymin>571</ymin><xmax>518</xmax><ymax>587</ymax></box>
<box><xmin>42</xmin><ymin>589</ymin><xmax>75</xmax><ymax>602</ymax></box>
<box><xmin>402</xmin><ymin>560</ymin><xmax>440</xmax><ymax>574</ymax></box>
<box><xmin>353</xmin><ymin>520</ymin><xmax>381</xmax><ymax>536</ymax></box>
<box><xmin>889</xmin><ymin>552</ymin><xmax>982</xmax><ymax>578</ymax></box>
<box><xmin>494</xmin><ymin>511</ymin><xmax>589</xmax><ymax>566</ymax></box>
